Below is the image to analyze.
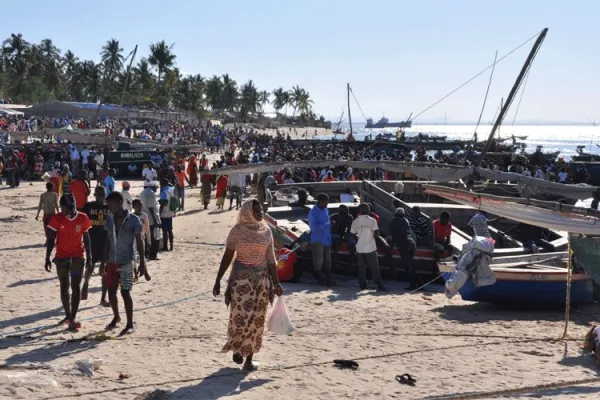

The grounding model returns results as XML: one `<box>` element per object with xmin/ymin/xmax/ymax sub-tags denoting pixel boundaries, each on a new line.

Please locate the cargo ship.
<box><xmin>365</xmin><ymin>117</ymin><xmax>412</xmax><ymax>129</ymax></box>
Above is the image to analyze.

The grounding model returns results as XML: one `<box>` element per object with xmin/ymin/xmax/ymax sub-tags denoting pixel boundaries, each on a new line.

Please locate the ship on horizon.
<box><xmin>365</xmin><ymin>116</ymin><xmax>412</xmax><ymax>129</ymax></box>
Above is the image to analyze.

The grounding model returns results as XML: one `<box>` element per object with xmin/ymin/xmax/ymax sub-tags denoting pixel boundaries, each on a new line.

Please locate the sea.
<box><xmin>317</xmin><ymin>124</ymin><xmax>600</xmax><ymax>161</ymax></box>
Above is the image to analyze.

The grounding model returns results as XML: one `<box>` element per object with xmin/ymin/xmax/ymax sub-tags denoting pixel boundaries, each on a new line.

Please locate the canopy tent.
<box><xmin>26</xmin><ymin>100</ymin><xmax>123</xmax><ymax>118</ymax></box>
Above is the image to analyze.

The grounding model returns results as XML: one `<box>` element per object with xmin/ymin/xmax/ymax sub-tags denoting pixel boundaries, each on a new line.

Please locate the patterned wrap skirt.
<box><xmin>221</xmin><ymin>261</ymin><xmax>274</xmax><ymax>357</ymax></box>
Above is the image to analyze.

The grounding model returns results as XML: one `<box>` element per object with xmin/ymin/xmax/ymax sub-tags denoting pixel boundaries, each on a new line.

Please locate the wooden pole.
<box><xmin>111</xmin><ymin>45</ymin><xmax>138</xmax><ymax>145</ymax></box>
<box><xmin>477</xmin><ymin>28</ymin><xmax>548</xmax><ymax>164</ymax></box>
<box><xmin>347</xmin><ymin>83</ymin><xmax>353</xmax><ymax>136</ymax></box>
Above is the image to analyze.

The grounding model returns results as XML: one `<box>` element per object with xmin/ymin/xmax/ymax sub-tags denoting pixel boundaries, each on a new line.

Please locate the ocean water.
<box><xmin>319</xmin><ymin>124</ymin><xmax>600</xmax><ymax>160</ymax></box>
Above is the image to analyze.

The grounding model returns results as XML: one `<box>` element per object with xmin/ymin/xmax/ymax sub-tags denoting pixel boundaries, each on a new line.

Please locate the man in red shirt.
<box><xmin>71</xmin><ymin>170</ymin><xmax>91</xmax><ymax>211</ymax></box>
<box><xmin>45</xmin><ymin>194</ymin><xmax>92</xmax><ymax>331</ymax></box>
<box><xmin>432</xmin><ymin>211</ymin><xmax>453</xmax><ymax>260</ymax></box>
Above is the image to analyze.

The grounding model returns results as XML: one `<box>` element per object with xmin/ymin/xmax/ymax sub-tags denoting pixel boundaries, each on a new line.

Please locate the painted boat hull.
<box><xmin>439</xmin><ymin>266</ymin><xmax>594</xmax><ymax>307</ymax></box>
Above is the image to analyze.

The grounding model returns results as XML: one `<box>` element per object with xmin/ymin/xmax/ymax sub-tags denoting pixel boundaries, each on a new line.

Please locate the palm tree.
<box><xmin>239</xmin><ymin>80</ymin><xmax>260</xmax><ymax>117</ymax></box>
<box><xmin>205</xmin><ymin>75</ymin><xmax>223</xmax><ymax>111</ymax></box>
<box><xmin>288</xmin><ymin>85</ymin><xmax>304</xmax><ymax>118</ymax></box>
<box><xmin>148</xmin><ymin>40</ymin><xmax>176</xmax><ymax>83</ymax></box>
<box><xmin>131</xmin><ymin>58</ymin><xmax>156</xmax><ymax>104</ymax></box>
<box><xmin>258</xmin><ymin>90</ymin><xmax>269</xmax><ymax>113</ymax></box>
<box><xmin>272</xmin><ymin>87</ymin><xmax>288</xmax><ymax>115</ymax></box>
<box><xmin>297</xmin><ymin>89</ymin><xmax>314</xmax><ymax>115</ymax></box>
<box><xmin>221</xmin><ymin>74</ymin><xmax>238</xmax><ymax>113</ymax></box>
<box><xmin>2</xmin><ymin>33</ymin><xmax>29</xmax><ymax>64</ymax></box>
<box><xmin>100</xmin><ymin>38</ymin><xmax>124</xmax><ymax>80</ymax></box>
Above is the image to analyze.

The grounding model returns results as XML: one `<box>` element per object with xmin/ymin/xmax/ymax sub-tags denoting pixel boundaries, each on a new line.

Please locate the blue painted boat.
<box><xmin>438</xmin><ymin>252</ymin><xmax>595</xmax><ymax>307</ymax></box>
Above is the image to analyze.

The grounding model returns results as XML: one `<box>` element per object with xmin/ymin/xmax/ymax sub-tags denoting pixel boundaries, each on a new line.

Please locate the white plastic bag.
<box><xmin>0</xmin><ymin>371</ymin><xmax>58</xmax><ymax>388</ymax></box>
<box><xmin>267</xmin><ymin>296</ymin><xmax>294</xmax><ymax>335</ymax></box>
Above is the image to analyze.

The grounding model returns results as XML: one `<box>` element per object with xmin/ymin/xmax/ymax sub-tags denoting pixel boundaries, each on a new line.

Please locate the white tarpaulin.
<box><xmin>424</xmin><ymin>185</ymin><xmax>600</xmax><ymax>236</ymax></box>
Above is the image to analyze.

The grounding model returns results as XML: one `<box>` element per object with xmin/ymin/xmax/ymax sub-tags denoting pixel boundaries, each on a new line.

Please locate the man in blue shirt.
<box><xmin>308</xmin><ymin>193</ymin><xmax>332</xmax><ymax>286</ymax></box>
<box><xmin>103</xmin><ymin>191</ymin><xmax>147</xmax><ymax>336</ymax></box>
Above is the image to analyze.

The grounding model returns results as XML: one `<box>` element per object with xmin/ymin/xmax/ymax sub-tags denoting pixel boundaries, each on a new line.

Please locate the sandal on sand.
<box><xmin>67</xmin><ymin>322</ymin><xmax>82</xmax><ymax>332</ymax></box>
<box><xmin>333</xmin><ymin>360</ymin><xmax>359</xmax><ymax>370</ymax></box>
<box><xmin>396</xmin><ymin>374</ymin><xmax>417</xmax><ymax>386</ymax></box>
<box><xmin>242</xmin><ymin>361</ymin><xmax>259</xmax><ymax>372</ymax></box>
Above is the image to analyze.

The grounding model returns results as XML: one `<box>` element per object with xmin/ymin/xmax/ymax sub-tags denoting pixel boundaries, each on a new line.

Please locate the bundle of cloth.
<box><xmin>445</xmin><ymin>236</ymin><xmax>496</xmax><ymax>299</ymax></box>
<box><xmin>584</xmin><ymin>324</ymin><xmax>600</xmax><ymax>365</ymax></box>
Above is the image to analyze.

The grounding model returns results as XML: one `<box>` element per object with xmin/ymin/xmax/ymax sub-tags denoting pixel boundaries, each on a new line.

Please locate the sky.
<box><xmin>3</xmin><ymin>0</ymin><xmax>599</xmax><ymax>123</ymax></box>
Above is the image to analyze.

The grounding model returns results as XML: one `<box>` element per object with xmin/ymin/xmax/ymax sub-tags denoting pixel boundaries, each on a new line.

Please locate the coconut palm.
<box><xmin>100</xmin><ymin>38</ymin><xmax>124</xmax><ymax>80</ymax></box>
<box><xmin>205</xmin><ymin>75</ymin><xmax>223</xmax><ymax>111</ymax></box>
<box><xmin>272</xmin><ymin>87</ymin><xmax>289</xmax><ymax>115</ymax></box>
<box><xmin>221</xmin><ymin>74</ymin><xmax>238</xmax><ymax>113</ymax></box>
<box><xmin>258</xmin><ymin>90</ymin><xmax>269</xmax><ymax>113</ymax></box>
<box><xmin>239</xmin><ymin>80</ymin><xmax>260</xmax><ymax>116</ymax></box>
<box><xmin>148</xmin><ymin>40</ymin><xmax>176</xmax><ymax>83</ymax></box>
<box><xmin>2</xmin><ymin>33</ymin><xmax>29</xmax><ymax>64</ymax></box>
<box><xmin>288</xmin><ymin>85</ymin><xmax>304</xmax><ymax>118</ymax></box>
<box><xmin>297</xmin><ymin>89</ymin><xmax>314</xmax><ymax>115</ymax></box>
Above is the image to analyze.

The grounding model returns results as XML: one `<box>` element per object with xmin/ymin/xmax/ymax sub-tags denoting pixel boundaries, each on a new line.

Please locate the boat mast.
<box><xmin>477</xmin><ymin>28</ymin><xmax>548</xmax><ymax>164</ymax></box>
<box><xmin>347</xmin><ymin>83</ymin><xmax>353</xmax><ymax>136</ymax></box>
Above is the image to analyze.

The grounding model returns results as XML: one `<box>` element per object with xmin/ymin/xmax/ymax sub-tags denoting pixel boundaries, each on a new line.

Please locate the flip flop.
<box><xmin>67</xmin><ymin>322</ymin><xmax>82</xmax><ymax>332</ymax></box>
<box><xmin>333</xmin><ymin>359</ymin><xmax>359</xmax><ymax>370</ymax></box>
<box><xmin>395</xmin><ymin>374</ymin><xmax>417</xmax><ymax>386</ymax></box>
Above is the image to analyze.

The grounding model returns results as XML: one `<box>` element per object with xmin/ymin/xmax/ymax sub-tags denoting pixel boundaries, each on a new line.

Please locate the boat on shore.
<box><xmin>438</xmin><ymin>252</ymin><xmax>594</xmax><ymax>307</ymax></box>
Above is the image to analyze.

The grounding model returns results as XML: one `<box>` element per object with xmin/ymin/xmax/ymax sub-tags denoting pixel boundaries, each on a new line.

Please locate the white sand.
<box><xmin>1</xmin><ymin>178</ymin><xmax>600</xmax><ymax>400</ymax></box>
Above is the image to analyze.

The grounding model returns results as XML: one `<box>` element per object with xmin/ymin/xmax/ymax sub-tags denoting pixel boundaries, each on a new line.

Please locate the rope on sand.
<box><xmin>423</xmin><ymin>377</ymin><xmax>600</xmax><ymax>400</ymax></box>
<box><xmin>38</xmin><ymin>336</ymin><xmax>583</xmax><ymax>399</ymax></box>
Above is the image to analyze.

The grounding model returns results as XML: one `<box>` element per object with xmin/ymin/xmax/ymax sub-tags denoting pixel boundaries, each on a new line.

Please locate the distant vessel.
<box><xmin>365</xmin><ymin>117</ymin><xmax>412</xmax><ymax>129</ymax></box>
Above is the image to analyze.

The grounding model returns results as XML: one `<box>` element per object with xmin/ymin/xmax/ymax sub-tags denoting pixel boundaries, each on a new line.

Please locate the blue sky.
<box><xmin>3</xmin><ymin>0</ymin><xmax>599</xmax><ymax>122</ymax></box>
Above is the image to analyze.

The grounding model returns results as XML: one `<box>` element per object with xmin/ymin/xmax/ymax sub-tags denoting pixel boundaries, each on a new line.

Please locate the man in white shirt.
<box><xmin>70</xmin><ymin>148</ymin><xmax>81</xmax><ymax>174</ymax></box>
<box><xmin>140</xmin><ymin>182</ymin><xmax>161</xmax><ymax>260</ymax></box>
<box><xmin>534</xmin><ymin>168</ymin><xmax>544</xmax><ymax>179</ymax></box>
<box><xmin>351</xmin><ymin>203</ymin><xmax>388</xmax><ymax>292</ymax></box>
<box><xmin>81</xmin><ymin>147</ymin><xmax>90</xmax><ymax>169</ymax></box>
<box><xmin>142</xmin><ymin>165</ymin><xmax>157</xmax><ymax>183</ymax></box>
<box><xmin>558</xmin><ymin>169</ymin><xmax>568</xmax><ymax>183</ymax></box>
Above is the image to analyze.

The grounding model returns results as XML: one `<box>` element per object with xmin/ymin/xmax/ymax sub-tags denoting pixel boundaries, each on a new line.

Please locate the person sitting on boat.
<box><xmin>432</xmin><ymin>212</ymin><xmax>453</xmax><ymax>260</ymax></box>
<box><xmin>290</xmin><ymin>189</ymin><xmax>314</xmax><ymax>207</ymax></box>
<box><xmin>557</xmin><ymin>168</ymin><xmax>568</xmax><ymax>184</ymax></box>
<box><xmin>408</xmin><ymin>206</ymin><xmax>432</xmax><ymax>247</ymax></box>
<box><xmin>330</xmin><ymin>205</ymin><xmax>356</xmax><ymax>270</ymax></box>
<box><xmin>467</xmin><ymin>210</ymin><xmax>491</xmax><ymax>238</ymax></box>
<box><xmin>389</xmin><ymin>208</ymin><xmax>418</xmax><ymax>290</ymax></box>
<box><xmin>323</xmin><ymin>171</ymin><xmax>336</xmax><ymax>182</ymax></box>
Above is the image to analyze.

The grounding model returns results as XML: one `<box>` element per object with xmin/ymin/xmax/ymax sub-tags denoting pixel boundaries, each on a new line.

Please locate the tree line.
<box><xmin>1</xmin><ymin>34</ymin><xmax>328</xmax><ymax>125</ymax></box>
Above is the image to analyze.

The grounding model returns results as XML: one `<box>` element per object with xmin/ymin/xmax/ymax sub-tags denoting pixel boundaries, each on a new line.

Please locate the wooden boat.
<box><xmin>438</xmin><ymin>252</ymin><xmax>594</xmax><ymax>306</ymax></box>
<box><xmin>572</xmin><ymin>145</ymin><xmax>600</xmax><ymax>162</ymax></box>
<box><xmin>264</xmin><ymin>180</ymin><xmax>570</xmax><ymax>283</ymax></box>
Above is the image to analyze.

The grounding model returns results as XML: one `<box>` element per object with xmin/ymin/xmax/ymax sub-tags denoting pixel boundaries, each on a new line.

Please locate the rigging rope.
<box><xmin>510</xmin><ymin>66</ymin><xmax>531</xmax><ymax>127</ymax></box>
<box><xmin>349</xmin><ymin>87</ymin><xmax>370</xmax><ymax>123</ymax></box>
<box><xmin>411</xmin><ymin>30</ymin><xmax>543</xmax><ymax>122</ymax></box>
<box><xmin>473</xmin><ymin>50</ymin><xmax>498</xmax><ymax>140</ymax></box>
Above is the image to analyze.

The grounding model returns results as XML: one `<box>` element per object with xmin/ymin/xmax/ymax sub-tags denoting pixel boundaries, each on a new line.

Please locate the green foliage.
<box><xmin>0</xmin><ymin>33</ymin><xmax>328</xmax><ymax>126</ymax></box>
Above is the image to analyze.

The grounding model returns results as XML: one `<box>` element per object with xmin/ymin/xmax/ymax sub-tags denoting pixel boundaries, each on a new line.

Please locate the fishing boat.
<box><xmin>438</xmin><ymin>252</ymin><xmax>594</xmax><ymax>306</ymax></box>
<box><xmin>572</xmin><ymin>145</ymin><xmax>600</xmax><ymax>162</ymax></box>
<box><xmin>366</xmin><ymin>117</ymin><xmax>411</xmax><ymax>129</ymax></box>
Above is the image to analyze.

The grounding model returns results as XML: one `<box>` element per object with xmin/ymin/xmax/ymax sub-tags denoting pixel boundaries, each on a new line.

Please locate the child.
<box><xmin>104</xmin><ymin>168</ymin><xmax>116</xmax><ymax>195</ymax></box>
<box><xmin>132</xmin><ymin>199</ymin><xmax>151</xmax><ymax>280</ymax></box>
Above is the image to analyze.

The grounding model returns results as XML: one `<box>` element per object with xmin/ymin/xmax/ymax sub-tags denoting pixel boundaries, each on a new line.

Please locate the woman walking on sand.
<box><xmin>213</xmin><ymin>199</ymin><xmax>283</xmax><ymax>371</ymax></box>
<box><xmin>200</xmin><ymin>168</ymin><xmax>213</xmax><ymax>209</ymax></box>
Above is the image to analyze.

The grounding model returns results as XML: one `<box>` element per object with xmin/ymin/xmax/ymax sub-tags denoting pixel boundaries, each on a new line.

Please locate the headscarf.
<box><xmin>236</xmin><ymin>199</ymin><xmax>268</xmax><ymax>232</ymax></box>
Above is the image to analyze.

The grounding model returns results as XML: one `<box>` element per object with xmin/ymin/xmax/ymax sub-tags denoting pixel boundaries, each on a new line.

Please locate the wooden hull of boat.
<box><xmin>438</xmin><ymin>261</ymin><xmax>594</xmax><ymax>307</ymax></box>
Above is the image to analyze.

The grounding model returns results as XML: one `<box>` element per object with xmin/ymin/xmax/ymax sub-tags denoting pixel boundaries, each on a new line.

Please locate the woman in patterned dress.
<box><xmin>213</xmin><ymin>199</ymin><xmax>284</xmax><ymax>371</ymax></box>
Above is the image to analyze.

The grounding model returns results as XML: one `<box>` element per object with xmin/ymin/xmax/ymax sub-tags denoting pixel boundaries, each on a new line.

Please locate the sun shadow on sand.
<box><xmin>7</xmin><ymin>276</ymin><xmax>57</xmax><ymax>288</ymax></box>
<box><xmin>0</xmin><ymin>305</ymin><xmax>96</xmax><ymax>332</ymax></box>
<box><xmin>167</xmin><ymin>367</ymin><xmax>273</xmax><ymax>399</ymax></box>
<box><xmin>431</xmin><ymin>303</ymin><xmax>596</xmax><ymax>325</ymax></box>
<box><xmin>0</xmin><ymin>243</ymin><xmax>45</xmax><ymax>251</ymax></box>
<box><xmin>4</xmin><ymin>336</ymin><xmax>101</xmax><ymax>364</ymax></box>
<box><xmin>558</xmin><ymin>342</ymin><xmax>600</xmax><ymax>376</ymax></box>
<box><xmin>506</xmin><ymin>386</ymin><xmax>600</xmax><ymax>398</ymax></box>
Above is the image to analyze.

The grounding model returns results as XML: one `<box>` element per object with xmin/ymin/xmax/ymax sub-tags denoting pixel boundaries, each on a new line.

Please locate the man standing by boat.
<box><xmin>390</xmin><ymin>208</ymin><xmax>418</xmax><ymax>290</ymax></box>
<box><xmin>308</xmin><ymin>194</ymin><xmax>332</xmax><ymax>286</ymax></box>
<box><xmin>351</xmin><ymin>203</ymin><xmax>388</xmax><ymax>292</ymax></box>
<box><xmin>468</xmin><ymin>210</ymin><xmax>491</xmax><ymax>238</ymax></box>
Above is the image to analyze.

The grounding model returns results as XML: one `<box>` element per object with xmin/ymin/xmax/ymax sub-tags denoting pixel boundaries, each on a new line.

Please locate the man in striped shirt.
<box><xmin>408</xmin><ymin>206</ymin><xmax>432</xmax><ymax>247</ymax></box>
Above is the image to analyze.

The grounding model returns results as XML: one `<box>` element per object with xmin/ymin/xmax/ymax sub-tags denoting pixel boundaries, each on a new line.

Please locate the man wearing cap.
<box><xmin>140</xmin><ymin>181</ymin><xmax>161</xmax><ymax>260</ymax></box>
<box><xmin>390</xmin><ymin>208</ymin><xmax>418</xmax><ymax>290</ymax></box>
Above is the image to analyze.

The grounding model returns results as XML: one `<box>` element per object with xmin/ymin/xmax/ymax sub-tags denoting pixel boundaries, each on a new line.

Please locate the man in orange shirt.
<box><xmin>71</xmin><ymin>170</ymin><xmax>91</xmax><ymax>211</ymax></box>
<box><xmin>45</xmin><ymin>194</ymin><xmax>92</xmax><ymax>331</ymax></box>
<box><xmin>174</xmin><ymin>165</ymin><xmax>189</xmax><ymax>211</ymax></box>
<box><xmin>323</xmin><ymin>171</ymin><xmax>336</xmax><ymax>182</ymax></box>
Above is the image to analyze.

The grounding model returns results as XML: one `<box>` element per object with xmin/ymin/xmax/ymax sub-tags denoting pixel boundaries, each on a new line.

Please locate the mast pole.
<box><xmin>347</xmin><ymin>83</ymin><xmax>353</xmax><ymax>136</ymax></box>
<box><xmin>477</xmin><ymin>28</ymin><xmax>548</xmax><ymax>164</ymax></box>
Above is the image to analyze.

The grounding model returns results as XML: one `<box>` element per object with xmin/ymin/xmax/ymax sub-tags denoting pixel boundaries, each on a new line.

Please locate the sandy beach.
<box><xmin>1</xmin><ymin>177</ymin><xmax>600</xmax><ymax>400</ymax></box>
